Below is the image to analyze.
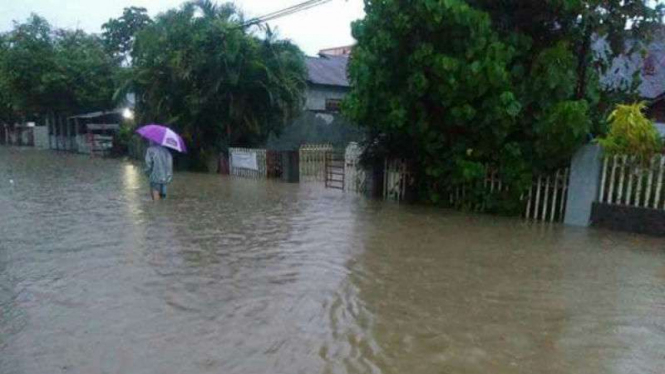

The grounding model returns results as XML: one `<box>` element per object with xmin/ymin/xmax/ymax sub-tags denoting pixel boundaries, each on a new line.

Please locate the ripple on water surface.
<box><xmin>1</xmin><ymin>148</ymin><xmax>665</xmax><ymax>374</ymax></box>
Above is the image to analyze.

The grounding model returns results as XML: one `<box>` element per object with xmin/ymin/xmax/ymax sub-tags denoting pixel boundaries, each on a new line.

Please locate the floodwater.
<box><xmin>1</xmin><ymin>148</ymin><xmax>665</xmax><ymax>374</ymax></box>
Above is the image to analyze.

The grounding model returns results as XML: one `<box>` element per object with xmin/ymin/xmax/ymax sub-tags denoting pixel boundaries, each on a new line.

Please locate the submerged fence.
<box><xmin>383</xmin><ymin>159</ymin><xmax>411</xmax><ymax>202</ymax></box>
<box><xmin>300</xmin><ymin>144</ymin><xmax>333</xmax><ymax>182</ymax></box>
<box><xmin>229</xmin><ymin>148</ymin><xmax>267</xmax><ymax>179</ymax></box>
<box><xmin>598</xmin><ymin>154</ymin><xmax>665</xmax><ymax>210</ymax></box>
<box><xmin>448</xmin><ymin>167</ymin><xmax>571</xmax><ymax>223</ymax></box>
<box><xmin>344</xmin><ymin>143</ymin><xmax>367</xmax><ymax>194</ymax></box>
<box><xmin>523</xmin><ymin>168</ymin><xmax>570</xmax><ymax>222</ymax></box>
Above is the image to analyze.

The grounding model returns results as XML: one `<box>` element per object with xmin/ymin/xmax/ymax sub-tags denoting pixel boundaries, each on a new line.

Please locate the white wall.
<box><xmin>305</xmin><ymin>84</ymin><xmax>349</xmax><ymax>111</ymax></box>
<box><xmin>33</xmin><ymin>126</ymin><xmax>49</xmax><ymax>149</ymax></box>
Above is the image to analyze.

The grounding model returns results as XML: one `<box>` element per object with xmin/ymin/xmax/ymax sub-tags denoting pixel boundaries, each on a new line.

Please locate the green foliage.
<box><xmin>102</xmin><ymin>7</ymin><xmax>152</xmax><ymax>64</ymax></box>
<box><xmin>346</xmin><ymin>0</ymin><xmax>662</xmax><ymax>213</ymax></box>
<box><xmin>53</xmin><ymin>30</ymin><xmax>118</xmax><ymax>112</ymax></box>
<box><xmin>0</xmin><ymin>14</ymin><xmax>119</xmax><ymax>123</ymax></box>
<box><xmin>598</xmin><ymin>102</ymin><xmax>662</xmax><ymax>161</ymax></box>
<box><xmin>534</xmin><ymin>100</ymin><xmax>591</xmax><ymax>169</ymax></box>
<box><xmin>0</xmin><ymin>15</ymin><xmax>59</xmax><ymax>118</ymax></box>
<box><xmin>129</xmin><ymin>1</ymin><xmax>307</xmax><ymax>165</ymax></box>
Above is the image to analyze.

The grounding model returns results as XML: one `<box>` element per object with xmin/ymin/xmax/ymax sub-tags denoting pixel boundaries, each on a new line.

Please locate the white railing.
<box><xmin>344</xmin><ymin>142</ymin><xmax>367</xmax><ymax>193</ymax></box>
<box><xmin>229</xmin><ymin>147</ymin><xmax>267</xmax><ymax>179</ymax></box>
<box><xmin>449</xmin><ymin>167</ymin><xmax>570</xmax><ymax>223</ymax></box>
<box><xmin>384</xmin><ymin>159</ymin><xmax>410</xmax><ymax>202</ymax></box>
<box><xmin>523</xmin><ymin>168</ymin><xmax>570</xmax><ymax>222</ymax></box>
<box><xmin>299</xmin><ymin>144</ymin><xmax>333</xmax><ymax>183</ymax></box>
<box><xmin>598</xmin><ymin>154</ymin><xmax>665</xmax><ymax>210</ymax></box>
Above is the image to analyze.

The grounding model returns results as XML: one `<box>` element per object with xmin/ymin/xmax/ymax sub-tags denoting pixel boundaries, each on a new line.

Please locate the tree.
<box><xmin>0</xmin><ymin>14</ymin><xmax>119</xmax><ymax>124</ymax></box>
<box><xmin>346</xmin><ymin>0</ymin><xmax>663</xmax><ymax>212</ymax></box>
<box><xmin>0</xmin><ymin>35</ymin><xmax>18</xmax><ymax>125</ymax></box>
<box><xmin>54</xmin><ymin>30</ymin><xmax>118</xmax><ymax>113</ymax></box>
<box><xmin>102</xmin><ymin>7</ymin><xmax>152</xmax><ymax>65</ymax></box>
<box><xmin>0</xmin><ymin>15</ymin><xmax>59</xmax><ymax>121</ymax></box>
<box><xmin>129</xmin><ymin>1</ymin><xmax>307</xmax><ymax>169</ymax></box>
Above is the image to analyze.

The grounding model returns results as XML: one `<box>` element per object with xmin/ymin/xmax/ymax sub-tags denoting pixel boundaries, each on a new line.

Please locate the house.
<box><xmin>598</xmin><ymin>33</ymin><xmax>665</xmax><ymax>136</ymax></box>
<box><xmin>303</xmin><ymin>47</ymin><xmax>352</xmax><ymax>112</ymax></box>
<box><xmin>267</xmin><ymin>46</ymin><xmax>361</xmax><ymax>150</ymax></box>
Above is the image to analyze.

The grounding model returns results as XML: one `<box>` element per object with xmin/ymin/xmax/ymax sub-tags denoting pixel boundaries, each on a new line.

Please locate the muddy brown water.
<box><xmin>1</xmin><ymin>147</ymin><xmax>665</xmax><ymax>374</ymax></box>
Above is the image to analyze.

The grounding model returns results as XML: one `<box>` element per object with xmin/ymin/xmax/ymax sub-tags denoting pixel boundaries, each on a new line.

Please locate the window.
<box><xmin>644</xmin><ymin>54</ymin><xmax>657</xmax><ymax>76</ymax></box>
<box><xmin>325</xmin><ymin>99</ymin><xmax>342</xmax><ymax>112</ymax></box>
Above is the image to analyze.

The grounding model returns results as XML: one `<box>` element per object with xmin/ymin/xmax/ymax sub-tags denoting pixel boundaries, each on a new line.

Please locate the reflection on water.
<box><xmin>1</xmin><ymin>147</ymin><xmax>665</xmax><ymax>374</ymax></box>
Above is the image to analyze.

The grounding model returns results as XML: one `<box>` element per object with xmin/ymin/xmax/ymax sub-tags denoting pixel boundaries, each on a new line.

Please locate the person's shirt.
<box><xmin>145</xmin><ymin>145</ymin><xmax>173</xmax><ymax>184</ymax></box>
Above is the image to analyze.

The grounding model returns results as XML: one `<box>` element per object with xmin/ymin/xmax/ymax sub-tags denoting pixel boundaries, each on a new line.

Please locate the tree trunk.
<box><xmin>575</xmin><ymin>25</ymin><xmax>594</xmax><ymax>100</ymax></box>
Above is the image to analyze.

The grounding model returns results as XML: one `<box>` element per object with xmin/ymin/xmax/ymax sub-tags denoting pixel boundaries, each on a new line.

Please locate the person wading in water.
<box><xmin>144</xmin><ymin>141</ymin><xmax>173</xmax><ymax>200</ymax></box>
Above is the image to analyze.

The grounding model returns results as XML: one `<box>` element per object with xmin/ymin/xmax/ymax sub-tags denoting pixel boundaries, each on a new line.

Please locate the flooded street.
<box><xmin>1</xmin><ymin>147</ymin><xmax>665</xmax><ymax>374</ymax></box>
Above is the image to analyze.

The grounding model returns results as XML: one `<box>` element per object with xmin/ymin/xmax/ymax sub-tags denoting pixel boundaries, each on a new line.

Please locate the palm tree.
<box><xmin>129</xmin><ymin>0</ymin><xmax>307</xmax><ymax>168</ymax></box>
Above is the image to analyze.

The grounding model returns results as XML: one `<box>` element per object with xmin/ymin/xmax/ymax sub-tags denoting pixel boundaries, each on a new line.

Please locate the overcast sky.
<box><xmin>0</xmin><ymin>0</ymin><xmax>365</xmax><ymax>55</ymax></box>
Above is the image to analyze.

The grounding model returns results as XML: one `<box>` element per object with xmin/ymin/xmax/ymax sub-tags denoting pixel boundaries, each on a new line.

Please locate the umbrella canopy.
<box><xmin>136</xmin><ymin>124</ymin><xmax>187</xmax><ymax>153</ymax></box>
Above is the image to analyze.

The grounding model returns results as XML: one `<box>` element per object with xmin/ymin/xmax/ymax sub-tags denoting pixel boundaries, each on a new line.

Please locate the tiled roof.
<box><xmin>305</xmin><ymin>55</ymin><xmax>350</xmax><ymax>88</ymax></box>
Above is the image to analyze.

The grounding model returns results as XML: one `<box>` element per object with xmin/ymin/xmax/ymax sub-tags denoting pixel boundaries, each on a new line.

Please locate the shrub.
<box><xmin>598</xmin><ymin>102</ymin><xmax>662</xmax><ymax>161</ymax></box>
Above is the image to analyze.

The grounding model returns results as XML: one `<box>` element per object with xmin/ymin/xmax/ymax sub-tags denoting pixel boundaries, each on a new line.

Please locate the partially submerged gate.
<box><xmin>325</xmin><ymin>151</ymin><xmax>345</xmax><ymax>190</ymax></box>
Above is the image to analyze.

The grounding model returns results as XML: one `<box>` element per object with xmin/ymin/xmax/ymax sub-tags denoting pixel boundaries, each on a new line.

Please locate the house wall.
<box><xmin>266</xmin><ymin>111</ymin><xmax>362</xmax><ymax>151</ymax></box>
<box><xmin>305</xmin><ymin>84</ymin><xmax>349</xmax><ymax>111</ymax></box>
<box><xmin>648</xmin><ymin>99</ymin><xmax>665</xmax><ymax>123</ymax></box>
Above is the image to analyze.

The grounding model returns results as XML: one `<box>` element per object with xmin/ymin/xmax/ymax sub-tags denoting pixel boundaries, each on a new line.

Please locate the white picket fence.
<box><xmin>523</xmin><ymin>168</ymin><xmax>570</xmax><ymax>222</ymax></box>
<box><xmin>344</xmin><ymin>142</ymin><xmax>367</xmax><ymax>194</ymax></box>
<box><xmin>300</xmin><ymin>144</ymin><xmax>333</xmax><ymax>182</ymax></box>
<box><xmin>598</xmin><ymin>154</ymin><xmax>665</xmax><ymax>210</ymax></box>
<box><xmin>229</xmin><ymin>147</ymin><xmax>267</xmax><ymax>179</ymax></box>
<box><xmin>449</xmin><ymin>167</ymin><xmax>570</xmax><ymax>222</ymax></box>
<box><xmin>384</xmin><ymin>159</ymin><xmax>411</xmax><ymax>202</ymax></box>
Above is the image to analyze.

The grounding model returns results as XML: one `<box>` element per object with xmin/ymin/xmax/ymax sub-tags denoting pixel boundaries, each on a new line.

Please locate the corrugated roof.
<box><xmin>306</xmin><ymin>55</ymin><xmax>350</xmax><ymax>88</ymax></box>
<box><xmin>69</xmin><ymin>108</ymin><xmax>123</xmax><ymax>119</ymax></box>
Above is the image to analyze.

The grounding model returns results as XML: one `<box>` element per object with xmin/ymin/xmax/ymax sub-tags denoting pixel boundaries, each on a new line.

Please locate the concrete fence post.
<box><xmin>564</xmin><ymin>144</ymin><xmax>604</xmax><ymax>227</ymax></box>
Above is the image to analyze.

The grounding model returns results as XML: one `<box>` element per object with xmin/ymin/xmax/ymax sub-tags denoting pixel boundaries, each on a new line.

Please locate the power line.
<box><xmin>256</xmin><ymin>1</ymin><xmax>332</xmax><ymax>24</ymax></box>
<box><xmin>247</xmin><ymin>0</ymin><xmax>324</xmax><ymax>22</ymax></box>
<box><xmin>242</xmin><ymin>0</ymin><xmax>333</xmax><ymax>28</ymax></box>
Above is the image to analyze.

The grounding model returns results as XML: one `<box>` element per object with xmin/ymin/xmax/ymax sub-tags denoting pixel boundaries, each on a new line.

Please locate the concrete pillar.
<box><xmin>60</xmin><ymin>116</ymin><xmax>65</xmax><ymax>150</ymax></box>
<box><xmin>564</xmin><ymin>144</ymin><xmax>604</xmax><ymax>227</ymax></box>
<box><xmin>65</xmin><ymin>118</ymin><xmax>70</xmax><ymax>151</ymax></box>
<box><xmin>46</xmin><ymin>116</ymin><xmax>51</xmax><ymax>149</ymax></box>
<box><xmin>71</xmin><ymin>119</ymin><xmax>77</xmax><ymax>152</ymax></box>
<box><xmin>57</xmin><ymin>116</ymin><xmax>62</xmax><ymax>150</ymax></box>
<box><xmin>74</xmin><ymin>118</ymin><xmax>81</xmax><ymax>153</ymax></box>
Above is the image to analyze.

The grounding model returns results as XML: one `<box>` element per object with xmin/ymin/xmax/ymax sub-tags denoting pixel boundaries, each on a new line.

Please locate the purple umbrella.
<box><xmin>136</xmin><ymin>124</ymin><xmax>187</xmax><ymax>153</ymax></box>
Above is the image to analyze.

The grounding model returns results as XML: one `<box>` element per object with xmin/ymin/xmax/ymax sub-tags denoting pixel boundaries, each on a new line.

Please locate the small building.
<box><xmin>47</xmin><ymin>94</ymin><xmax>135</xmax><ymax>155</ymax></box>
<box><xmin>47</xmin><ymin>109</ymin><xmax>123</xmax><ymax>156</ymax></box>
<box><xmin>318</xmin><ymin>45</ymin><xmax>353</xmax><ymax>57</ymax></box>
<box><xmin>267</xmin><ymin>46</ymin><xmax>361</xmax><ymax>150</ymax></box>
<box><xmin>304</xmin><ymin>52</ymin><xmax>350</xmax><ymax>112</ymax></box>
<box><xmin>1</xmin><ymin>123</ymin><xmax>35</xmax><ymax>146</ymax></box>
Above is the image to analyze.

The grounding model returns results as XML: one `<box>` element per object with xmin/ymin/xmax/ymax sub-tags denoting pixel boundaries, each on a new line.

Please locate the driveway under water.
<box><xmin>1</xmin><ymin>148</ymin><xmax>664</xmax><ymax>374</ymax></box>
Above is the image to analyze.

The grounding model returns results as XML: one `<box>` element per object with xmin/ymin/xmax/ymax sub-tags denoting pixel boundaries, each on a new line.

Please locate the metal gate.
<box><xmin>325</xmin><ymin>151</ymin><xmax>345</xmax><ymax>190</ymax></box>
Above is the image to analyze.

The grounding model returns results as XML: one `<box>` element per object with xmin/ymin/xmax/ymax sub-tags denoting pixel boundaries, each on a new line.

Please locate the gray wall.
<box><xmin>305</xmin><ymin>84</ymin><xmax>349</xmax><ymax>111</ymax></box>
<box><xmin>33</xmin><ymin>126</ymin><xmax>49</xmax><ymax>149</ymax></box>
<box><xmin>267</xmin><ymin>111</ymin><xmax>362</xmax><ymax>151</ymax></box>
<box><xmin>564</xmin><ymin>144</ymin><xmax>604</xmax><ymax>227</ymax></box>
